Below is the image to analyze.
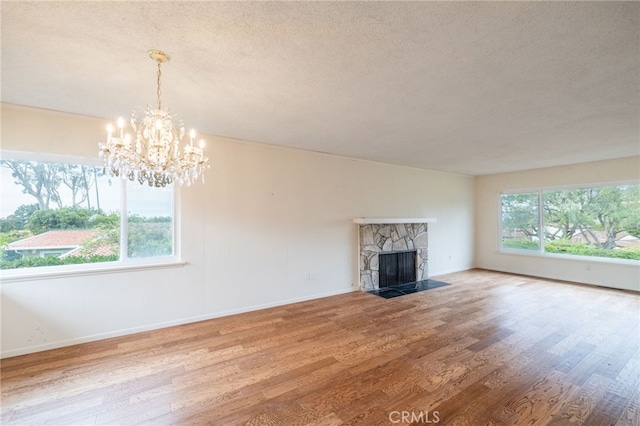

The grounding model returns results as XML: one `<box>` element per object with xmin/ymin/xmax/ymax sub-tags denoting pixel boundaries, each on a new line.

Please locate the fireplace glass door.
<box><xmin>379</xmin><ymin>250</ymin><xmax>416</xmax><ymax>288</ymax></box>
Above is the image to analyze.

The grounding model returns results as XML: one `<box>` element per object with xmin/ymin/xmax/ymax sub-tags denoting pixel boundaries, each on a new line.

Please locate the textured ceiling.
<box><xmin>2</xmin><ymin>1</ymin><xmax>639</xmax><ymax>176</ymax></box>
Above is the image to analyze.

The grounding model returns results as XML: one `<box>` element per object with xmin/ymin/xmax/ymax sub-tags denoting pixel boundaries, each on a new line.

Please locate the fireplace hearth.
<box><xmin>367</xmin><ymin>279</ymin><xmax>450</xmax><ymax>299</ymax></box>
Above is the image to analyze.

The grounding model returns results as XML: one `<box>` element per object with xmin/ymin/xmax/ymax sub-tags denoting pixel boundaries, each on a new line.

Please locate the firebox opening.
<box><xmin>379</xmin><ymin>250</ymin><xmax>417</xmax><ymax>288</ymax></box>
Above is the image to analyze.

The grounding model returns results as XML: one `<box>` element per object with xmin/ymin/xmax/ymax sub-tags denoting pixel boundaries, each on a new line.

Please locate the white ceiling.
<box><xmin>2</xmin><ymin>1</ymin><xmax>639</xmax><ymax>176</ymax></box>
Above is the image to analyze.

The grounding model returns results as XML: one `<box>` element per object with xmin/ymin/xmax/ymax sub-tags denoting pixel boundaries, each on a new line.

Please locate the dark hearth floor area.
<box><xmin>367</xmin><ymin>279</ymin><xmax>450</xmax><ymax>299</ymax></box>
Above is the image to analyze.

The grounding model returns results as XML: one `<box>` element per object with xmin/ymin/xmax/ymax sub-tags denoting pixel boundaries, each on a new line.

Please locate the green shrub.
<box><xmin>26</xmin><ymin>207</ymin><xmax>119</xmax><ymax>234</ymax></box>
<box><xmin>127</xmin><ymin>221</ymin><xmax>172</xmax><ymax>257</ymax></box>
<box><xmin>502</xmin><ymin>238</ymin><xmax>539</xmax><ymax>250</ymax></box>
<box><xmin>544</xmin><ymin>240</ymin><xmax>640</xmax><ymax>260</ymax></box>
<box><xmin>0</xmin><ymin>254</ymin><xmax>118</xmax><ymax>270</ymax></box>
<box><xmin>503</xmin><ymin>238</ymin><xmax>640</xmax><ymax>260</ymax></box>
<box><xmin>0</xmin><ymin>230</ymin><xmax>32</xmax><ymax>246</ymax></box>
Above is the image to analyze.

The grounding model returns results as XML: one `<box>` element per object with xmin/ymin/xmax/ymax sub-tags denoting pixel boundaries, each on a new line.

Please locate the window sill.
<box><xmin>0</xmin><ymin>260</ymin><xmax>187</xmax><ymax>283</ymax></box>
<box><xmin>497</xmin><ymin>249</ymin><xmax>640</xmax><ymax>266</ymax></box>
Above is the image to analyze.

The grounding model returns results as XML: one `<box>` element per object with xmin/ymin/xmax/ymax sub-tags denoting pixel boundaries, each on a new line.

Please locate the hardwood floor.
<box><xmin>2</xmin><ymin>269</ymin><xmax>639</xmax><ymax>425</ymax></box>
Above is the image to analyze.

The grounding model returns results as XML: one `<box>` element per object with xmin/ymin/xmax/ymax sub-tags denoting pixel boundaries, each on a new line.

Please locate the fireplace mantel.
<box><xmin>353</xmin><ymin>217</ymin><xmax>437</xmax><ymax>224</ymax></box>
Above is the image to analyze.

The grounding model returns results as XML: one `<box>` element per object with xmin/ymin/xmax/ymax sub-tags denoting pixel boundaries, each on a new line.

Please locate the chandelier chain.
<box><xmin>156</xmin><ymin>62</ymin><xmax>162</xmax><ymax>110</ymax></box>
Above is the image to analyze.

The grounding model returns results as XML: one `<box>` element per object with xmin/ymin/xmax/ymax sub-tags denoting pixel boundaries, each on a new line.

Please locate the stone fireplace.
<box><xmin>354</xmin><ymin>218</ymin><xmax>436</xmax><ymax>291</ymax></box>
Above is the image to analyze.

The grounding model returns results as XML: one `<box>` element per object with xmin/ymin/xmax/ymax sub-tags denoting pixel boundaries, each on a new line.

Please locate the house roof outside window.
<box><xmin>7</xmin><ymin>230</ymin><xmax>99</xmax><ymax>251</ymax></box>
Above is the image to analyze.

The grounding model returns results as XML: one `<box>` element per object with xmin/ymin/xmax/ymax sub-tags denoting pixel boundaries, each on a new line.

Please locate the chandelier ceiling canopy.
<box><xmin>99</xmin><ymin>50</ymin><xmax>210</xmax><ymax>187</ymax></box>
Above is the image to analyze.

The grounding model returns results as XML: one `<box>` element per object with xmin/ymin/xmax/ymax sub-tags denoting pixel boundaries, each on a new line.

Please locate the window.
<box><xmin>0</xmin><ymin>154</ymin><xmax>175</xmax><ymax>271</ymax></box>
<box><xmin>501</xmin><ymin>184</ymin><xmax>640</xmax><ymax>260</ymax></box>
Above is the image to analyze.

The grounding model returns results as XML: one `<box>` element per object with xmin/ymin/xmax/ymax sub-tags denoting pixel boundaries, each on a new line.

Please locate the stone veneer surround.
<box><xmin>358</xmin><ymin>222</ymin><xmax>429</xmax><ymax>290</ymax></box>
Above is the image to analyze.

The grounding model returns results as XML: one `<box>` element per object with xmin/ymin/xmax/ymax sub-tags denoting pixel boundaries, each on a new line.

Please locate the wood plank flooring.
<box><xmin>1</xmin><ymin>269</ymin><xmax>639</xmax><ymax>425</ymax></box>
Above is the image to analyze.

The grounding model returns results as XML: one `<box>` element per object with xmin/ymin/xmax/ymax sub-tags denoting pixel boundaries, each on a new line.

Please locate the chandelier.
<box><xmin>99</xmin><ymin>50</ymin><xmax>210</xmax><ymax>187</ymax></box>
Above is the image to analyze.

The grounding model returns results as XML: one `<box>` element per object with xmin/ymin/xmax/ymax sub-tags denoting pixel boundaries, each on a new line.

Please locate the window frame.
<box><xmin>498</xmin><ymin>181</ymin><xmax>640</xmax><ymax>265</ymax></box>
<box><xmin>0</xmin><ymin>150</ymin><xmax>184</xmax><ymax>282</ymax></box>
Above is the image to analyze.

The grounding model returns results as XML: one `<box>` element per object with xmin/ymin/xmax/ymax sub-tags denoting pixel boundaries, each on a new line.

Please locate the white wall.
<box><xmin>0</xmin><ymin>105</ymin><xmax>475</xmax><ymax>357</ymax></box>
<box><xmin>476</xmin><ymin>156</ymin><xmax>640</xmax><ymax>291</ymax></box>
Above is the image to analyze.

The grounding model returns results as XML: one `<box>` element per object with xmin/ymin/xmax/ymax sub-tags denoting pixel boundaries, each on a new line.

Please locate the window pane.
<box><xmin>501</xmin><ymin>192</ymin><xmax>540</xmax><ymax>251</ymax></box>
<box><xmin>126</xmin><ymin>183</ymin><xmax>173</xmax><ymax>258</ymax></box>
<box><xmin>543</xmin><ymin>185</ymin><xmax>640</xmax><ymax>260</ymax></box>
<box><xmin>0</xmin><ymin>158</ymin><xmax>121</xmax><ymax>269</ymax></box>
